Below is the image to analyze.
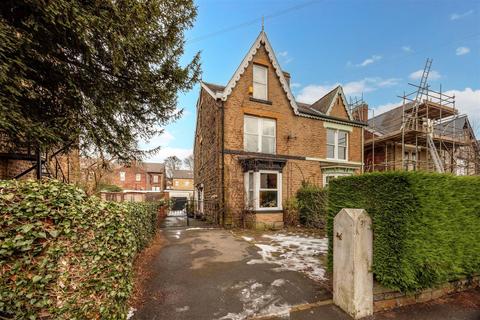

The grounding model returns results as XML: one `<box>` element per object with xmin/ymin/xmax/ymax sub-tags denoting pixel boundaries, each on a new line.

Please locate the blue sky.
<box><xmin>142</xmin><ymin>0</ymin><xmax>480</xmax><ymax>163</ymax></box>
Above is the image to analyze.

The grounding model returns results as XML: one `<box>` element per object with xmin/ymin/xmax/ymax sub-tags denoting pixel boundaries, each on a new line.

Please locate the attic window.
<box><xmin>253</xmin><ymin>64</ymin><xmax>268</xmax><ymax>100</ymax></box>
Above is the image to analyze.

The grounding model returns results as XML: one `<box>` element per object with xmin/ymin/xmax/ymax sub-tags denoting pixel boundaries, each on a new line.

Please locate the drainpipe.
<box><xmin>221</xmin><ymin>99</ymin><xmax>226</xmax><ymax>227</ymax></box>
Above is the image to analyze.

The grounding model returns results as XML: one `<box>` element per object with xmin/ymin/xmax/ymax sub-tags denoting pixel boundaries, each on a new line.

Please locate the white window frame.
<box><xmin>253</xmin><ymin>64</ymin><xmax>268</xmax><ymax>100</ymax></box>
<box><xmin>244</xmin><ymin>170</ymin><xmax>282</xmax><ymax>211</ymax></box>
<box><xmin>323</xmin><ymin>173</ymin><xmax>351</xmax><ymax>187</ymax></box>
<box><xmin>135</xmin><ymin>173</ymin><xmax>141</xmax><ymax>182</ymax></box>
<box><xmin>119</xmin><ymin>171</ymin><xmax>126</xmax><ymax>181</ymax></box>
<box><xmin>326</xmin><ymin>128</ymin><xmax>348</xmax><ymax>161</ymax></box>
<box><xmin>153</xmin><ymin>175</ymin><xmax>159</xmax><ymax>183</ymax></box>
<box><xmin>244</xmin><ymin>115</ymin><xmax>276</xmax><ymax>154</ymax></box>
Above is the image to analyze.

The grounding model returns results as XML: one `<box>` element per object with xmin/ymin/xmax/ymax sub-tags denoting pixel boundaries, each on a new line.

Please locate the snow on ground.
<box><xmin>246</xmin><ymin>233</ymin><xmax>329</xmax><ymax>282</ymax></box>
<box><xmin>217</xmin><ymin>279</ymin><xmax>290</xmax><ymax>320</ymax></box>
<box><xmin>126</xmin><ymin>307</ymin><xmax>136</xmax><ymax>320</ymax></box>
<box><xmin>241</xmin><ymin>236</ymin><xmax>254</xmax><ymax>242</ymax></box>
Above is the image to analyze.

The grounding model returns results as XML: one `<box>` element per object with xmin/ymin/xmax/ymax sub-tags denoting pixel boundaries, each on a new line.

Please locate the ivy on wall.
<box><xmin>0</xmin><ymin>180</ymin><xmax>159</xmax><ymax>319</ymax></box>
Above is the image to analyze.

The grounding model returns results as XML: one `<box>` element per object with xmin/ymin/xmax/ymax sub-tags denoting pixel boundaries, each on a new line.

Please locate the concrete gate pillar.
<box><xmin>333</xmin><ymin>208</ymin><xmax>373</xmax><ymax>319</ymax></box>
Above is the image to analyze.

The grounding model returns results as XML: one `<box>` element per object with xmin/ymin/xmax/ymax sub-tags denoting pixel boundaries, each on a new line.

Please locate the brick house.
<box><xmin>194</xmin><ymin>31</ymin><xmax>366</xmax><ymax>228</ymax></box>
<box><xmin>110</xmin><ymin>162</ymin><xmax>165</xmax><ymax>191</ymax></box>
<box><xmin>165</xmin><ymin>169</ymin><xmax>194</xmax><ymax>202</ymax></box>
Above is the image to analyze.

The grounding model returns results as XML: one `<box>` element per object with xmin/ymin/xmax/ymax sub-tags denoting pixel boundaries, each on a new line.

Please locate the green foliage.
<box><xmin>0</xmin><ymin>179</ymin><xmax>159</xmax><ymax>319</ymax></box>
<box><xmin>97</xmin><ymin>183</ymin><xmax>123</xmax><ymax>192</ymax></box>
<box><xmin>283</xmin><ymin>197</ymin><xmax>299</xmax><ymax>226</ymax></box>
<box><xmin>296</xmin><ymin>182</ymin><xmax>327</xmax><ymax>228</ymax></box>
<box><xmin>0</xmin><ymin>0</ymin><xmax>200</xmax><ymax>161</ymax></box>
<box><xmin>327</xmin><ymin>171</ymin><xmax>480</xmax><ymax>292</ymax></box>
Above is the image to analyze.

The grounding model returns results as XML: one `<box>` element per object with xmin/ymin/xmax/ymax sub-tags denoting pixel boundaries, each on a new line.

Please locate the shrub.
<box><xmin>296</xmin><ymin>182</ymin><xmax>327</xmax><ymax>228</ymax></box>
<box><xmin>97</xmin><ymin>183</ymin><xmax>123</xmax><ymax>192</ymax></box>
<box><xmin>327</xmin><ymin>171</ymin><xmax>480</xmax><ymax>292</ymax></box>
<box><xmin>283</xmin><ymin>197</ymin><xmax>299</xmax><ymax>226</ymax></box>
<box><xmin>0</xmin><ymin>179</ymin><xmax>159</xmax><ymax>319</ymax></box>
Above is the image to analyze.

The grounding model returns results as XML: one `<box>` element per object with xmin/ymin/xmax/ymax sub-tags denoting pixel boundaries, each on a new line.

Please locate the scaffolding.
<box><xmin>364</xmin><ymin>59</ymin><xmax>480</xmax><ymax>175</ymax></box>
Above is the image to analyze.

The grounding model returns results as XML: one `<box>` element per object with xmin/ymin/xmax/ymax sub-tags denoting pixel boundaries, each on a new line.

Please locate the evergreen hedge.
<box><xmin>327</xmin><ymin>171</ymin><xmax>480</xmax><ymax>292</ymax></box>
<box><xmin>0</xmin><ymin>180</ymin><xmax>159</xmax><ymax>319</ymax></box>
<box><xmin>296</xmin><ymin>182</ymin><xmax>328</xmax><ymax>228</ymax></box>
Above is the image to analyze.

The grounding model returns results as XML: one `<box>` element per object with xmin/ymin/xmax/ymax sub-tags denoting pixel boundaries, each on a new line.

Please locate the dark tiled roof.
<box><xmin>203</xmin><ymin>82</ymin><xmax>225</xmax><ymax>93</ymax></box>
<box><xmin>172</xmin><ymin>169</ymin><xmax>193</xmax><ymax>179</ymax></box>
<box><xmin>141</xmin><ymin>162</ymin><xmax>165</xmax><ymax>173</ymax></box>
<box><xmin>309</xmin><ymin>86</ymin><xmax>340</xmax><ymax>114</ymax></box>
<box><xmin>367</xmin><ymin>103</ymin><xmax>415</xmax><ymax>135</ymax></box>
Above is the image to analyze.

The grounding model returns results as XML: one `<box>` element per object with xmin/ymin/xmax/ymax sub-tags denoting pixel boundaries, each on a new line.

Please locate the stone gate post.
<box><xmin>333</xmin><ymin>208</ymin><xmax>373</xmax><ymax>319</ymax></box>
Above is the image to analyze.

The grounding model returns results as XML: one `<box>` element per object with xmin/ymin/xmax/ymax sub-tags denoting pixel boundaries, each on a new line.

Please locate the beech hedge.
<box><xmin>327</xmin><ymin>171</ymin><xmax>480</xmax><ymax>292</ymax></box>
<box><xmin>0</xmin><ymin>180</ymin><xmax>159</xmax><ymax>319</ymax></box>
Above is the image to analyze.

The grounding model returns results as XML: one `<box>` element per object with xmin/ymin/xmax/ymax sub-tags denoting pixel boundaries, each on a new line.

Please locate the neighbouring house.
<box><xmin>358</xmin><ymin>98</ymin><xmax>479</xmax><ymax>175</ymax></box>
<box><xmin>165</xmin><ymin>169</ymin><xmax>194</xmax><ymax>203</ymax></box>
<box><xmin>110</xmin><ymin>161</ymin><xmax>166</xmax><ymax>192</ymax></box>
<box><xmin>194</xmin><ymin>30</ymin><xmax>366</xmax><ymax>229</ymax></box>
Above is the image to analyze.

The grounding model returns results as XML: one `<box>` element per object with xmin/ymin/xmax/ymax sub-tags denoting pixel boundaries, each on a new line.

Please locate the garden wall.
<box><xmin>0</xmin><ymin>180</ymin><xmax>160</xmax><ymax>319</ymax></box>
<box><xmin>327</xmin><ymin>171</ymin><xmax>480</xmax><ymax>292</ymax></box>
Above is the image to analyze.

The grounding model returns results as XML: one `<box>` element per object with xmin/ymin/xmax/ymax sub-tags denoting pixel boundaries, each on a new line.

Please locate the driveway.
<box><xmin>130</xmin><ymin>217</ymin><xmax>331</xmax><ymax>320</ymax></box>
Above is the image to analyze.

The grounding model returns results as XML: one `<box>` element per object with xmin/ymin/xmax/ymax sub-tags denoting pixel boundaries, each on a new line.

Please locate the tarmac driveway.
<box><xmin>130</xmin><ymin>218</ymin><xmax>332</xmax><ymax>320</ymax></box>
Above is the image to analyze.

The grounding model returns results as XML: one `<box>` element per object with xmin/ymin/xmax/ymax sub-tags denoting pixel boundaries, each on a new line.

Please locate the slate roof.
<box><xmin>367</xmin><ymin>103</ymin><xmax>414</xmax><ymax>135</ymax></box>
<box><xmin>203</xmin><ymin>82</ymin><xmax>225</xmax><ymax>94</ymax></box>
<box><xmin>141</xmin><ymin>162</ymin><xmax>165</xmax><ymax>173</ymax></box>
<box><xmin>309</xmin><ymin>86</ymin><xmax>340</xmax><ymax>114</ymax></box>
<box><xmin>172</xmin><ymin>169</ymin><xmax>193</xmax><ymax>179</ymax></box>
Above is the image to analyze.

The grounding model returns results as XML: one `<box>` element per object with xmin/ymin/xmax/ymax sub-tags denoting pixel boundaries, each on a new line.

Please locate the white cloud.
<box><xmin>146</xmin><ymin>147</ymin><xmax>193</xmax><ymax>163</ymax></box>
<box><xmin>140</xmin><ymin>130</ymin><xmax>175</xmax><ymax>150</ymax></box>
<box><xmin>456</xmin><ymin>46</ymin><xmax>470</xmax><ymax>56</ymax></box>
<box><xmin>296</xmin><ymin>77</ymin><xmax>401</xmax><ymax>104</ymax></box>
<box><xmin>450</xmin><ymin>10</ymin><xmax>474</xmax><ymax>21</ymax></box>
<box><xmin>409</xmin><ymin>69</ymin><xmax>441</xmax><ymax>81</ymax></box>
<box><xmin>290</xmin><ymin>82</ymin><xmax>301</xmax><ymax>88</ymax></box>
<box><xmin>353</xmin><ymin>55</ymin><xmax>382</xmax><ymax>67</ymax></box>
<box><xmin>443</xmin><ymin>88</ymin><xmax>480</xmax><ymax>133</ymax></box>
<box><xmin>402</xmin><ymin>46</ymin><xmax>413</xmax><ymax>53</ymax></box>
<box><xmin>277</xmin><ymin>51</ymin><xmax>293</xmax><ymax>64</ymax></box>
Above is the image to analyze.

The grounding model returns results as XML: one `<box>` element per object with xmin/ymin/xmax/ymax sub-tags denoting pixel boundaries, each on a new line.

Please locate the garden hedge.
<box><xmin>296</xmin><ymin>182</ymin><xmax>327</xmax><ymax>228</ymax></box>
<box><xmin>327</xmin><ymin>171</ymin><xmax>480</xmax><ymax>292</ymax></box>
<box><xmin>0</xmin><ymin>179</ymin><xmax>159</xmax><ymax>319</ymax></box>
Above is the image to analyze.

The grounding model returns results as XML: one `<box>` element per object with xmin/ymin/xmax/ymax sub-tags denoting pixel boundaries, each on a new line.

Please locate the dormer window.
<box><xmin>253</xmin><ymin>64</ymin><xmax>268</xmax><ymax>100</ymax></box>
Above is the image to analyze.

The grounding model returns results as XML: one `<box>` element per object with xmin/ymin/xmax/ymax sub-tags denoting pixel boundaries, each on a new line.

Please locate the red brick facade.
<box><xmin>194</xmin><ymin>31</ymin><xmax>366</xmax><ymax>228</ymax></box>
<box><xmin>110</xmin><ymin>162</ymin><xmax>165</xmax><ymax>191</ymax></box>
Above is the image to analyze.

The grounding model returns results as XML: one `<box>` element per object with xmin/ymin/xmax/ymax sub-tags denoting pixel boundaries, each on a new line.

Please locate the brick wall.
<box><xmin>110</xmin><ymin>166</ymin><xmax>165</xmax><ymax>191</ymax></box>
<box><xmin>171</xmin><ymin>178</ymin><xmax>194</xmax><ymax>191</ymax></box>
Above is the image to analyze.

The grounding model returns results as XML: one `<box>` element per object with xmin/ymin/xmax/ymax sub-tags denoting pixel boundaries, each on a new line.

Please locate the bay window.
<box><xmin>253</xmin><ymin>64</ymin><xmax>268</xmax><ymax>100</ymax></box>
<box><xmin>244</xmin><ymin>170</ymin><xmax>282</xmax><ymax>210</ymax></box>
<box><xmin>244</xmin><ymin>115</ymin><xmax>276</xmax><ymax>154</ymax></box>
<box><xmin>326</xmin><ymin>128</ymin><xmax>348</xmax><ymax>160</ymax></box>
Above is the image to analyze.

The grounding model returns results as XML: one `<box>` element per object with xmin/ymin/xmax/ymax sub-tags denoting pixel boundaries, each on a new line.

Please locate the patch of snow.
<box><xmin>271</xmin><ymin>279</ymin><xmax>286</xmax><ymax>287</ymax></box>
<box><xmin>126</xmin><ymin>307</ymin><xmax>136</xmax><ymax>320</ymax></box>
<box><xmin>176</xmin><ymin>306</ymin><xmax>190</xmax><ymax>312</ymax></box>
<box><xmin>241</xmin><ymin>236</ymin><xmax>253</xmax><ymax>242</ymax></box>
<box><xmin>174</xmin><ymin>230</ymin><xmax>182</xmax><ymax>239</ymax></box>
<box><xmin>216</xmin><ymin>279</ymin><xmax>290</xmax><ymax>320</ymax></box>
<box><xmin>247</xmin><ymin>233</ymin><xmax>329</xmax><ymax>281</ymax></box>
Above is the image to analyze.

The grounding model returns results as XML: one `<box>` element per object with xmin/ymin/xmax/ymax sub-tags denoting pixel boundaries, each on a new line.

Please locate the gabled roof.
<box><xmin>172</xmin><ymin>169</ymin><xmax>193</xmax><ymax>179</ymax></box>
<box><xmin>200</xmin><ymin>31</ymin><xmax>360</xmax><ymax>126</ymax></box>
<box><xmin>141</xmin><ymin>162</ymin><xmax>165</xmax><ymax>173</ymax></box>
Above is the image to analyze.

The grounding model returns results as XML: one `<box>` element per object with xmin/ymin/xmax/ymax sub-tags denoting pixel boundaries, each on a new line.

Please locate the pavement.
<box><xmin>131</xmin><ymin>216</ymin><xmax>331</xmax><ymax>320</ymax></box>
<box><xmin>131</xmin><ymin>216</ymin><xmax>480</xmax><ymax>320</ymax></box>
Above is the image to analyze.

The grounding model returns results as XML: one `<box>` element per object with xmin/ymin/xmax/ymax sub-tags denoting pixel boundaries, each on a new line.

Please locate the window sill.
<box><xmin>249</xmin><ymin>97</ymin><xmax>273</xmax><ymax>105</ymax></box>
<box><xmin>252</xmin><ymin>209</ymin><xmax>283</xmax><ymax>213</ymax></box>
